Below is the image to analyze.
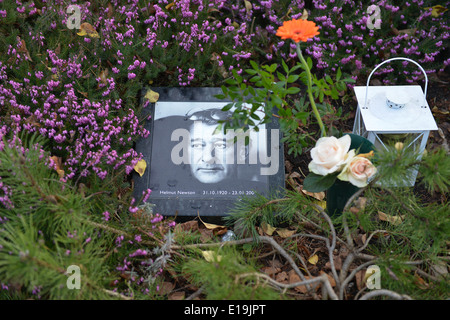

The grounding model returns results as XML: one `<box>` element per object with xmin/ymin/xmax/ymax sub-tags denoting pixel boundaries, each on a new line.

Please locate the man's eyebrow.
<box><xmin>190</xmin><ymin>138</ymin><xmax>204</xmax><ymax>142</ymax></box>
<box><xmin>211</xmin><ymin>137</ymin><xmax>226</xmax><ymax>142</ymax></box>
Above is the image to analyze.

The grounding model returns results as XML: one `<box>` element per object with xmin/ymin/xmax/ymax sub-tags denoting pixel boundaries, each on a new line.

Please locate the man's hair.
<box><xmin>185</xmin><ymin>108</ymin><xmax>233</xmax><ymax>125</ymax></box>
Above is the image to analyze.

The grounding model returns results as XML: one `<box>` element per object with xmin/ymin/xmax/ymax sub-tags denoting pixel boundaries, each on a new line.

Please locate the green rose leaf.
<box><xmin>303</xmin><ymin>172</ymin><xmax>339</xmax><ymax>193</ymax></box>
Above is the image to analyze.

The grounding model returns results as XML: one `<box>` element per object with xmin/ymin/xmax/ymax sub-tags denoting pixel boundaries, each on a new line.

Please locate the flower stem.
<box><xmin>295</xmin><ymin>42</ymin><xmax>326</xmax><ymax>137</ymax></box>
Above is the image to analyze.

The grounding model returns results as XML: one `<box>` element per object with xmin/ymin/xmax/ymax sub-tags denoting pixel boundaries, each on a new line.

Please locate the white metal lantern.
<box><xmin>353</xmin><ymin>57</ymin><xmax>438</xmax><ymax>186</ymax></box>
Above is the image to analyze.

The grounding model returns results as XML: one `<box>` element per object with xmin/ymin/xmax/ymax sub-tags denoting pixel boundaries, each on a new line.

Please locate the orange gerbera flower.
<box><xmin>276</xmin><ymin>19</ymin><xmax>320</xmax><ymax>43</ymax></box>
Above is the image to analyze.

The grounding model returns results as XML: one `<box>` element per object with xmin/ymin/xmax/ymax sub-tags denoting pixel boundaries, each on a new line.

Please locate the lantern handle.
<box><xmin>363</xmin><ymin>57</ymin><xmax>428</xmax><ymax>109</ymax></box>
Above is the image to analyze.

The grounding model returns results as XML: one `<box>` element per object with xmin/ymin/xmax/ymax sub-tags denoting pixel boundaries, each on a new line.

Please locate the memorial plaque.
<box><xmin>133</xmin><ymin>87</ymin><xmax>285</xmax><ymax>216</ymax></box>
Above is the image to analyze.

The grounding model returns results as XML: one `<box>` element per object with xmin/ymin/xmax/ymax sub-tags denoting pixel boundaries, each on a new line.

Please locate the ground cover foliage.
<box><xmin>0</xmin><ymin>0</ymin><xmax>449</xmax><ymax>300</ymax></box>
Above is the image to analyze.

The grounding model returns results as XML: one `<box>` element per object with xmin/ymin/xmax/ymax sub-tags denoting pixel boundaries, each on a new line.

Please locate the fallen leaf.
<box><xmin>174</xmin><ymin>220</ymin><xmax>198</xmax><ymax>233</ymax></box>
<box><xmin>308</xmin><ymin>254</ymin><xmax>319</xmax><ymax>265</ymax></box>
<box><xmin>77</xmin><ymin>90</ymin><xmax>88</xmax><ymax>98</ymax></box>
<box><xmin>202</xmin><ymin>250</ymin><xmax>222</xmax><ymax>262</ymax></box>
<box><xmin>276</xmin><ymin>260</ymin><xmax>287</xmax><ymax>270</ymax></box>
<box><xmin>169</xmin><ymin>291</ymin><xmax>185</xmax><ymax>300</ymax></box>
<box><xmin>199</xmin><ymin>228</ymin><xmax>214</xmax><ymax>242</ymax></box>
<box><xmin>18</xmin><ymin>38</ymin><xmax>32</xmax><ymax>61</ymax></box>
<box><xmin>134</xmin><ymin>159</ymin><xmax>147</xmax><ymax>177</ymax></box>
<box><xmin>197</xmin><ymin>214</ymin><xmax>226</xmax><ymax>231</ymax></box>
<box><xmin>276</xmin><ymin>228</ymin><xmax>296</xmax><ymax>238</ymax></box>
<box><xmin>157</xmin><ymin>281</ymin><xmax>174</xmax><ymax>295</ymax></box>
<box><xmin>261</xmin><ymin>266</ymin><xmax>281</xmax><ymax>278</ymax></box>
<box><xmin>54</xmin><ymin>43</ymin><xmax>61</xmax><ymax>55</ymax></box>
<box><xmin>50</xmin><ymin>156</ymin><xmax>65</xmax><ymax>178</ymax></box>
<box><xmin>432</xmin><ymin>106</ymin><xmax>449</xmax><ymax>119</ymax></box>
<box><xmin>261</xmin><ymin>221</ymin><xmax>276</xmax><ymax>236</ymax></box>
<box><xmin>25</xmin><ymin>115</ymin><xmax>41</xmax><ymax>128</ymax></box>
<box><xmin>355</xmin><ymin>270</ymin><xmax>365</xmax><ymax>291</ymax></box>
<box><xmin>392</xmin><ymin>27</ymin><xmax>415</xmax><ymax>38</ymax></box>
<box><xmin>313</xmin><ymin>200</ymin><xmax>327</xmax><ymax>211</ymax></box>
<box><xmin>77</xmin><ymin>22</ymin><xmax>100</xmax><ymax>38</ymax></box>
<box><xmin>244</xmin><ymin>0</ymin><xmax>252</xmax><ymax>14</ymax></box>
<box><xmin>319</xmin><ymin>271</ymin><xmax>336</xmax><ymax>287</ymax></box>
<box><xmin>301</xmin><ymin>185</ymin><xmax>325</xmax><ymax>201</ymax></box>
<box><xmin>425</xmin><ymin>5</ymin><xmax>448</xmax><ymax>17</ymax></box>
<box><xmin>354</xmin><ymin>197</ymin><xmax>367</xmax><ymax>210</ymax></box>
<box><xmin>378</xmin><ymin>211</ymin><xmax>405</xmax><ymax>226</ymax></box>
<box><xmin>325</xmin><ymin>255</ymin><xmax>342</xmax><ymax>271</ymax></box>
<box><xmin>144</xmin><ymin>89</ymin><xmax>160</xmax><ymax>103</ymax></box>
<box><xmin>350</xmin><ymin>207</ymin><xmax>360</xmax><ymax>214</ymax></box>
<box><xmin>276</xmin><ymin>271</ymin><xmax>288</xmax><ymax>283</ymax></box>
<box><xmin>165</xmin><ymin>2</ymin><xmax>175</xmax><ymax>10</ymax></box>
<box><xmin>99</xmin><ymin>69</ymin><xmax>109</xmax><ymax>85</ymax></box>
<box><xmin>288</xmin><ymin>269</ymin><xmax>312</xmax><ymax>294</ymax></box>
<box><xmin>106</xmin><ymin>3</ymin><xmax>114</xmax><ymax>19</ymax></box>
<box><xmin>301</xmin><ymin>9</ymin><xmax>309</xmax><ymax>20</ymax></box>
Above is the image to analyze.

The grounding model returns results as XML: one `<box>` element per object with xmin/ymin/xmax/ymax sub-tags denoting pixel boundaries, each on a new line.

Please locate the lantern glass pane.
<box><xmin>376</xmin><ymin>132</ymin><xmax>425</xmax><ymax>154</ymax></box>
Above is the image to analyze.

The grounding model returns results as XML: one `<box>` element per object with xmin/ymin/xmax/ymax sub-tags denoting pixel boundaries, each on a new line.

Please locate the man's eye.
<box><xmin>214</xmin><ymin>142</ymin><xmax>226</xmax><ymax>149</ymax></box>
<box><xmin>191</xmin><ymin>143</ymin><xmax>203</xmax><ymax>149</ymax></box>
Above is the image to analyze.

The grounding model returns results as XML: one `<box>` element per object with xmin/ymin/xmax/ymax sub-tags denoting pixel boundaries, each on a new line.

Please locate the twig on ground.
<box><xmin>312</xmin><ymin>204</ymin><xmax>340</xmax><ymax>290</ymax></box>
<box><xmin>356</xmin><ymin>230</ymin><xmax>390</xmax><ymax>253</ymax></box>
<box><xmin>235</xmin><ymin>272</ymin><xmax>338</xmax><ymax>300</ymax></box>
<box><xmin>359</xmin><ymin>289</ymin><xmax>412</xmax><ymax>300</ymax></box>
<box><xmin>185</xmin><ymin>286</ymin><xmax>205</xmax><ymax>300</ymax></box>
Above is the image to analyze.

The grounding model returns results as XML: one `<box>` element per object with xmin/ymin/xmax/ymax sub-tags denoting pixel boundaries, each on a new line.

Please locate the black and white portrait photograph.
<box><xmin>133</xmin><ymin>87</ymin><xmax>284</xmax><ymax>216</ymax></box>
<box><xmin>150</xmin><ymin>101</ymin><xmax>271</xmax><ymax>198</ymax></box>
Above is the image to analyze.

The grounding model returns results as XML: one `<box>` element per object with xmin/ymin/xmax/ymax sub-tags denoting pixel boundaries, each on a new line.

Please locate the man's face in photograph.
<box><xmin>188</xmin><ymin>121</ymin><xmax>235</xmax><ymax>183</ymax></box>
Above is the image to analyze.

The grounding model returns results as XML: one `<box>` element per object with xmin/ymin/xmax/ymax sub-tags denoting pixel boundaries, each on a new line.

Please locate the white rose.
<box><xmin>308</xmin><ymin>135</ymin><xmax>351</xmax><ymax>176</ymax></box>
<box><xmin>337</xmin><ymin>156</ymin><xmax>377</xmax><ymax>188</ymax></box>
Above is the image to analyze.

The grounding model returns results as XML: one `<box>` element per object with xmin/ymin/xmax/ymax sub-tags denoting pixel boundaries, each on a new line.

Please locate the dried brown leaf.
<box><xmin>276</xmin><ymin>228</ymin><xmax>296</xmax><ymax>238</ymax></box>
<box><xmin>355</xmin><ymin>270</ymin><xmax>365</xmax><ymax>291</ymax></box>
<box><xmin>50</xmin><ymin>156</ymin><xmax>65</xmax><ymax>178</ymax></box>
<box><xmin>275</xmin><ymin>271</ymin><xmax>288</xmax><ymax>283</ymax></box>
<box><xmin>261</xmin><ymin>221</ymin><xmax>276</xmax><ymax>236</ymax></box>
<box><xmin>198</xmin><ymin>214</ymin><xmax>226</xmax><ymax>231</ymax></box>
<box><xmin>262</xmin><ymin>266</ymin><xmax>280</xmax><ymax>277</ymax></box>
<box><xmin>378</xmin><ymin>211</ymin><xmax>405</xmax><ymax>225</ymax></box>
<box><xmin>77</xmin><ymin>22</ymin><xmax>100</xmax><ymax>38</ymax></box>
<box><xmin>174</xmin><ymin>220</ymin><xmax>198</xmax><ymax>233</ymax></box>
<box><xmin>288</xmin><ymin>269</ymin><xmax>313</xmax><ymax>293</ymax></box>
<box><xmin>157</xmin><ymin>282</ymin><xmax>174</xmax><ymax>295</ymax></box>
<box><xmin>169</xmin><ymin>291</ymin><xmax>185</xmax><ymax>300</ymax></box>
<box><xmin>325</xmin><ymin>255</ymin><xmax>342</xmax><ymax>271</ymax></box>
<box><xmin>319</xmin><ymin>271</ymin><xmax>336</xmax><ymax>287</ymax></box>
<box><xmin>301</xmin><ymin>186</ymin><xmax>325</xmax><ymax>201</ymax></box>
<box><xmin>99</xmin><ymin>69</ymin><xmax>109</xmax><ymax>85</ymax></box>
<box><xmin>107</xmin><ymin>3</ymin><xmax>114</xmax><ymax>18</ymax></box>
